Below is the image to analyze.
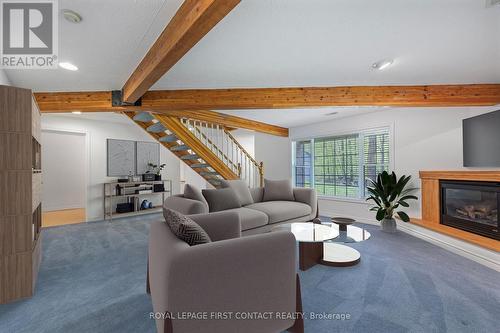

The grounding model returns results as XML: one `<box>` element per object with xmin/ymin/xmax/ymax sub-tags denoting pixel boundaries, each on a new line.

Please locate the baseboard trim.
<box><xmin>319</xmin><ymin>209</ymin><xmax>500</xmax><ymax>272</ymax></box>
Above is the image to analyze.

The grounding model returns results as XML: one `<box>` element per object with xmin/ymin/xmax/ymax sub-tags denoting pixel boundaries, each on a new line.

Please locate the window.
<box><xmin>362</xmin><ymin>129</ymin><xmax>390</xmax><ymax>196</ymax></box>
<box><xmin>292</xmin><ymin>128</ymin><xmax>390</xmax><ymax>199</ymax></box>
<box><xmin>294</xmin><ymin>140</ymin><xmax>312</xmax><ymax>188</ymax></box>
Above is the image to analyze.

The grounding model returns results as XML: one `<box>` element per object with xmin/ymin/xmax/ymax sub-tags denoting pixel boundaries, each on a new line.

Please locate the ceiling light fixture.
<box><xmin>71</xmin><ymin>111</ymin><xmax>82</xmax><ymax>115</ymax></box>
<box><xmin>372</xmin><ymin>59</ymin><xmax>394</xmax><ymax>71</ymax></box>
<box><xmin>62</xmin><ymin>9</ymin><xmax>82</xmax><ymax>23</ymax></box>
<box><xmin>59</xmin><ymin>62</ymin><xmax>78</xmax><ymax>71</ymax></box>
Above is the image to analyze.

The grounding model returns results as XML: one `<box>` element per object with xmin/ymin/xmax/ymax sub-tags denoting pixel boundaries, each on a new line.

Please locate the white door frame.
<box><xmin>41</xmin><ymin>127</ymin><xmax>91</xmax><ymax>222</ymax></box>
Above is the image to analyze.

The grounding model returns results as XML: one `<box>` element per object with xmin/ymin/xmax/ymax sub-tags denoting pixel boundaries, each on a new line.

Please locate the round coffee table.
<box><xmin>271</xmin><ymin>222</ymin><xmax>339</xmax><ymax>271</ymax></box>
<box><xmin>322</xmin><ymin>222</ymin><xmax>371</xmax><ymax>267</ymax></box>
<box><xmin>331</xmin><ymin>217</ymin><xmax>355</xmax><ymax>231</ymax></box>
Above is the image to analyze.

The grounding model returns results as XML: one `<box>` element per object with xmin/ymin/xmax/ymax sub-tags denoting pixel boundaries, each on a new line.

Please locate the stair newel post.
<box><xmin>259</xmin><ymin>161</ymin><xmax>264</xmax><ymax>187</ymax></box>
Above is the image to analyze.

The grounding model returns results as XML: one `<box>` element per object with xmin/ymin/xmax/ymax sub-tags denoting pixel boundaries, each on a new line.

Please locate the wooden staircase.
<box><xmin>124</xmin><ymin>111</ymin><xmax>263</xmax><ymax>188</ymax></box>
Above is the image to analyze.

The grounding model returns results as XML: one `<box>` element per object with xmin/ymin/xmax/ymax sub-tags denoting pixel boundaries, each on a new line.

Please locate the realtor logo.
<box><xmin>1</xmin><ymin>0</ymin><xmax>58</xmax><ymax>69</ymax></box>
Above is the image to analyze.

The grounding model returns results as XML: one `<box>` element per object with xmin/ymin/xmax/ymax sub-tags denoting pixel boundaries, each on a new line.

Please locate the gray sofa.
<box><xmin>148</xmin><ymin>211</ymin><xmax>303</xmax><ymax>333</ymax></box>
<box><xmin>163</xmin><ymin>186</ymin><xmax>318</xmax><ymax>235</ymax></box>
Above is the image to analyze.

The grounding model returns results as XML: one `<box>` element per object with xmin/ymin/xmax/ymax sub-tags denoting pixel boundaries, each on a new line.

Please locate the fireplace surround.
<box><xmin>440</xmin><ymin>180</ymin><xmax>499</xmax><ymax>240</ymax></box>
<box><xmin>411</xmin><ymin>171</ymin><xmax>500</xmax><ymax>251</ymax></box>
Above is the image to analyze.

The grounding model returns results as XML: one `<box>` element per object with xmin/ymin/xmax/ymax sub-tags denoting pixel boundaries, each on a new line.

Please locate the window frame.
<box><xmin>292</xmin><ymin>125</ymin><xmax>393</xmax><ymax>202</ymax></box>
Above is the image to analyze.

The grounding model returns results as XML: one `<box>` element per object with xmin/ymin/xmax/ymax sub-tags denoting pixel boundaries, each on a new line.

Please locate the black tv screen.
<box><xmin>463</xmin><ymin>109</ymin><xmax>500</xmax><ymax>167</ymax></box>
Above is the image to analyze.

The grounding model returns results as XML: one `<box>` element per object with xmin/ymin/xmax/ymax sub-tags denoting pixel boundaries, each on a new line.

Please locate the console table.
<box><xmin>103</xmin><ymin>180</ymin><xmax>172</xmax><ymax>220</ymax></box>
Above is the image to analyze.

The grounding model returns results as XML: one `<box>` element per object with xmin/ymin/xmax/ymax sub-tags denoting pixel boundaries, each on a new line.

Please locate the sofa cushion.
<box><xmin>163</xmin><ymin>208</ymin><xmax>211</xmax><ymax>246</ymax></box>
<box><xmin>183</xmin><ymin>184</ymin><xmax>208</xmax><ymax>207</ymax></box>
<box><xmin>220</xmin><ymin>179</ymin><xmax>254</xmax><ymax>206</ymax></box>
<box><xmin>202</xmin><ymin>188</ymin><xmax>242</xmax><ymax>212</ymax></box>
<box><xmin>245</xmin><ymin>201</ymin><xmax>311</xmax><ymax>224</ymax></box>
<box><xmin>223</xmin><ymin>207</ymin><xmax>268</xmax><ymax>231</ymax></box>
<box><xmin>249</xmin><ymin>187</ymin><xmax>264</xmax><ymax>203</ymax></box>
<box><xmin>263</xmin><ymin>179</ymin><xmax>295</xmax><ymax>202</ymax></box>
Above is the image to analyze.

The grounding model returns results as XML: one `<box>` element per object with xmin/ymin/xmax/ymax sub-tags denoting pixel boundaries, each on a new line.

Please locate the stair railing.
<box><xmin>179</xmin><ymin>118</ymin><xmax>264</xmax><ymax>188</ymax></box>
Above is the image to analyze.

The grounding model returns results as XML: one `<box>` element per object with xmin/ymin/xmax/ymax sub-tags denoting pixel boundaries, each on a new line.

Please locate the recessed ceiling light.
<box><xmin>62</xmin><ymin>9</ymin><xmax>82</xmax><ymax>23</ymax></box>
<box><xmin>59</xmin><ymin>62</ymin><xmax>78</xmax><ymax>71</ymax></box>
<box><xmin>71</xmin><ymin>111</ymin><xmax>82</xmax><ymax>115</ymax></box>
<box><xmin>372</xmin><ymin>59</ymin><xmax>394</xmax><ymax>71</ymax></box>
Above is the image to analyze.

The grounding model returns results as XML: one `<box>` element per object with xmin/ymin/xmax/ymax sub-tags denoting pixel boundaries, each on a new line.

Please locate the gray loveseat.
<box><xmin>163</xmin><ymin>183</ymin><xmax>317</xmax><ymax>235</ymax></box>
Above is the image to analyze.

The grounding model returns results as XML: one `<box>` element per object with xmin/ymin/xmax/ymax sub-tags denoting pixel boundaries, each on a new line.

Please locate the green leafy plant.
<box><xmin>146</xmin><ymin>163</ymin><xmax>166</xmax><ymax>176</ymax></box>
<box><xmin>366</xmin><ymin>171</ymin><xmax>418</xmax><ymax>222</ymax></box>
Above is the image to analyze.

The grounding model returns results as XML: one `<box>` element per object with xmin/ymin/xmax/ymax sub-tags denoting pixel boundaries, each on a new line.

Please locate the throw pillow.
<box><xmin>220</xmin><ymin>179</ymin><xmax>254</xmax><ymax>206</ymax></box>
<box><xmin>202</xmin><ymin>188</ymin><xmax>242</xmax><ymax>212</ymax></box>
<box><xmin>183</xmin><ymin>184</ymin><xmax>209</xmax><ymax>207</ymax></box>
<box><xmin>263</xmin><ymin>179</ymin><xmax>295</xmax><ymax>202</ymax></box>
<box><xmin>163</xmin><ymin>208</ymin><xmax>211</xmax><ymax>246</ymax></box>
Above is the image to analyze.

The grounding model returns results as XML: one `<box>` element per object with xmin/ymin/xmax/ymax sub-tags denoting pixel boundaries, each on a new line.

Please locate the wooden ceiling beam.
<box><xmin>150</xmin><ymin>110</ymin><xmax>289</xmax><ymax>137</ymax></box>
<box><xmin>140</xmin><ymin>84</ymin><xmax>500</xmax><ymax>109</ymax></box>
<box><xmin>35</xmin><ymin>84</ymin><xmax>500</xmax><ymax>114</ymax></box>
<box><xmin>34</xmin><ymin>92</ymin><xmax>288</xmax><ymax>136</ymax></box>
<box><xmin>121</xmin><ymin>0</ymin><xmax>241</xmax><ymax>104</ymax></box>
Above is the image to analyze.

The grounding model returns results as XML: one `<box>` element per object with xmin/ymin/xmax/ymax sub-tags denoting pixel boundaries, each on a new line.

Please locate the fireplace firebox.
<box><xmin>440</xmin><ymin>180</ymin><xmax>499</xmax><ymax>240</ymax></box>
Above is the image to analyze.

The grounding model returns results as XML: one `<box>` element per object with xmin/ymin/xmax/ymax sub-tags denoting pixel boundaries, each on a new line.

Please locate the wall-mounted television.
<box><xmin>463</xmin><ymin>109</ymin><xmax>500</xmax><ymax>167</ymax></box>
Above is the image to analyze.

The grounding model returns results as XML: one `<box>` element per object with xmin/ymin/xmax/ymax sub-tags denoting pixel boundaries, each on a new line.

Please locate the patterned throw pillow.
<box><xmin>163</xmin><ymin>208</ymin><xmax>211</xmax><ymax>246</ymax></box>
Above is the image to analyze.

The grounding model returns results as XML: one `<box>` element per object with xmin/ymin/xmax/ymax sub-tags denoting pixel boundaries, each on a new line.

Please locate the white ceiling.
<box><xmin>6</xmin><ymin>0</ymin><xmax>183</xmax><ymax>91</ymax></box>
<box><xmin>5</xmin><ymin>0</ymin><xmax>500</xmax><ymax>127</ymax></box>
<box><xmin>43</xmin><ymin>112</ymin><xmax>133</xmax><ymax>125</ymax></box>
<box><xmin>219</xmin><ymin>107</ymin><xmax>386</xmax><ymax>127</ymax></box>
<box><xmin>153</xmin><ymin>0</ymin><xmax>500</xmax><ymax>89</ymax></box>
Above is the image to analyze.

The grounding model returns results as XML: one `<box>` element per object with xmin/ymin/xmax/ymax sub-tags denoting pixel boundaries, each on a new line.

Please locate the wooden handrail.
<box><xmin>175</xmin><ymin>116</ymin><xmax>264</xmax><ymax>186</ymax></box>
<box><xmin>224</xmin><ymin>128</ymin><xmax>260</xmax><ymax>168</ymax></box>
<box><xmin>188</xmin><ymin>121</ymin><xmax>239</xmax><ymax>170</ymax></box>
<box><xmin>225</xmin><ymin>128</ymin><xmax>264</xmax><ymax>186</ymax></box>
<box><xmin>156</xmin><ymin>115</ymin><xmax>239</xmax><ymax>181</ymax></box>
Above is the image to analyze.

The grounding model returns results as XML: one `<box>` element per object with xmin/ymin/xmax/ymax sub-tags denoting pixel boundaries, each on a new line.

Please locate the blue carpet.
<box><xmin>1</xmin><ymin>214</ymin><xmax>499</xmax><ymax>333</ymax></box>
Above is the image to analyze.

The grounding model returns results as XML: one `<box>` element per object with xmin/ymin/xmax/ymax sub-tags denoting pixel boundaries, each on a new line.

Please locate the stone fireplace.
<box><xmin>440</xmin><ymin>180</ymin><xmax>499</xmax><ymax>240</ymax></box>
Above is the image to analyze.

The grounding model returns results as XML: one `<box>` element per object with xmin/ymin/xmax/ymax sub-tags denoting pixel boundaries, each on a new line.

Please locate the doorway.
<box><xmin>41</xmin><ymin>130</ymin><xmax>87</xmax><ymax>227</ymax></box>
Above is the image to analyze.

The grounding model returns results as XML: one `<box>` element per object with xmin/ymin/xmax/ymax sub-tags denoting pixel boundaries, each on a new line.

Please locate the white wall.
<box><xmin>231</xmin><ymin>129</ymin><xmax>255</xmax><ymax>157</ymax></box>
<box><xmin>41</xmin><ymin>113</ymin><xmax>185</xmax><ymax>221</ymax></box>
<box><xmin>180</xmin><ymin>163</ymin><xmax>209</xmax><ymax>192</ymax></box>
<box><xmin>291</xmin><ymin>106</ymin><xmax>500</xmax><ymax>220</ymax></box>
<box><xmin>290</xmin><ymin>106</ymin><xmax>500</xmax><ymax>270</ymax></box>
<box><xmin>254</xmin><ymin>132</ymin><xmax>291</xmax><ymax>181</ymax></box>
<box><xmin>0</xmin><ymin>69</ymin><xmax>11</xmax><ymax>85</ymax></box>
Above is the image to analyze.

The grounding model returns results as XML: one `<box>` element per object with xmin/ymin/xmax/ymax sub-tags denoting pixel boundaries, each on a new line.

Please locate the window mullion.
<box><xmin>310</xmin><ymin>139</ymin><xmax>315</xmax><ymax>190</ymax></box>
<box><xmin>358</xmin><ymin>133</ymin><xmax>365</xmax><ymax>198</ymax></box>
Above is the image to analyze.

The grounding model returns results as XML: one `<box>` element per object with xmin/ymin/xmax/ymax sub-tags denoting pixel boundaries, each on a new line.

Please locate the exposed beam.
<box><xmin>140</xmin><ymin>84</ymin><xmax>500</xmax><ymax>109</ymax></box>
<box><xmin>149</xmin><ymin>110</ymin><xmax>289</xmax><ymax>137</ymax></box>
<box><xmin>35</xmin><ymin>91</ymin><xmax>115</xmax><ymax>112</ymax></box>
<box><xmin>121</xmin><ymin>0</ymin><xmax>241</xmax><ymax>104</ymax></box>
<box><xmin>34</xmin><ymin>92</ymin><xmax>288</xmax><ymax>136</ymax></box>
<box><xmin>35</xmin><ymin>84</ymin><xmax>500</xmax><ymax>114</ymax></box>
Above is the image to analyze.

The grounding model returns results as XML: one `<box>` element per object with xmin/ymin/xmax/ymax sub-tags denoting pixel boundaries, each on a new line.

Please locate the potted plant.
<box><xmin>366</xmin><ymin>171</ymin><xmax>418</xmax><ymax>233</ymax></box>
<box><xmin>146</xmin><ymin>162</ymin><xmax>166</xmax><ymax>181</ymax></box>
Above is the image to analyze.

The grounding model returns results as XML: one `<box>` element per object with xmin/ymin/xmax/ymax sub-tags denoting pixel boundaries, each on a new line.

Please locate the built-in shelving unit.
<box><xmin>103</xmin><ymin>180</ymin><xmax>172</xmax><ymax>220</ymax></box>
<box><xmin>0</xmin><ymin>85</ymin><xmax>42</xmax><ymax>304</ymax></box>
